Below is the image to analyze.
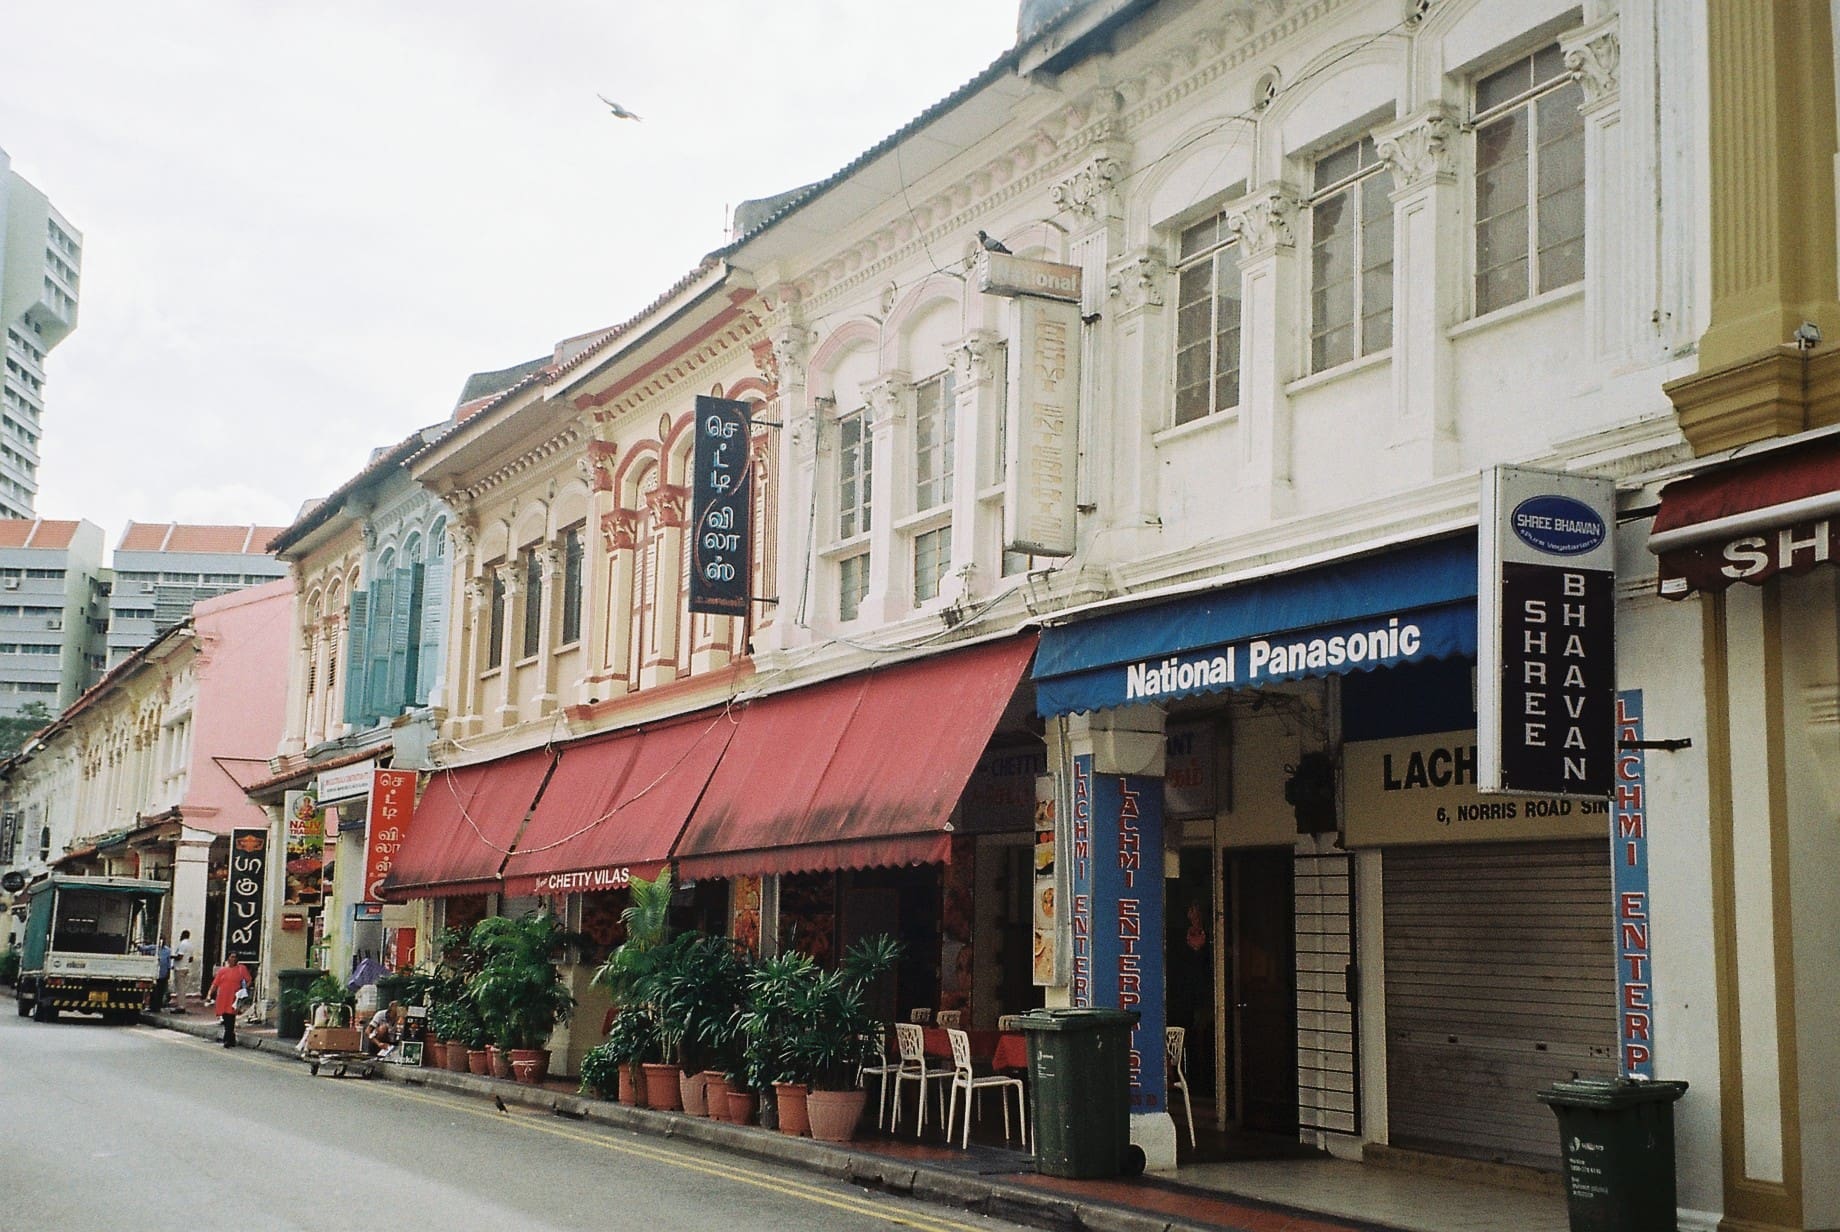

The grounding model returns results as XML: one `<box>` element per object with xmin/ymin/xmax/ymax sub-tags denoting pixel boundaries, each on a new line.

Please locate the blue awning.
<box><xmin>1034</xmin><ymin>535</ymin><xmax>1477</xmax><ymax>716</ymax></box>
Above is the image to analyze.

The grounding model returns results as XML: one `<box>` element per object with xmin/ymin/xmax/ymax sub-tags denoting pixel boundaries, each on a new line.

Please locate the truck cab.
<box><xmin>15</xmin><ymin>875</ymin><xmax>167</xmax><ymax>1024</ymax></box>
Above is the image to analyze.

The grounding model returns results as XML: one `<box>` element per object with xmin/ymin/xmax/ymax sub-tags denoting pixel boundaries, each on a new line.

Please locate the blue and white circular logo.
<box><xmin>1511</xmin><ymin>495</ymin><xmax>1607</xmax><ymax>556</ymax></box>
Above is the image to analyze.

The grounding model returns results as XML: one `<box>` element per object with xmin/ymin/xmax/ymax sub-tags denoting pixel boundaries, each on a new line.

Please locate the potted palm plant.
<box><xmin>643</xmin><ymin>931</ymin><xmax>751</xmax><ymax>1116</ymax></box>
<box><xmin>738</xmin><ymin>951</ymin><xmax>818</xmax><ymax>1136</ymax></box>
<box><xmin>790</xmin><ymin>935</ymin><xmax>901</xmax><ymax>1143</ymax></box>
<box><xmin>601</xmin><ymin>1006</ymin><xmax>658</xmax><ymax>1105</ymax></box>
<box><xmin>467</xmin><ymin>910</ymin><xmax>577</xmax><ymax>1085</ymax></box>
<box><xmin>592</xmin><ymin>871</ymin><xmax>682</xmax><ymax>1109</ymax></box>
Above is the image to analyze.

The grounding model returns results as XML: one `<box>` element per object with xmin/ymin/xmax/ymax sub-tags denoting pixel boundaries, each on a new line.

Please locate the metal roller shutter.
<box><xmin>1382</xmin><ymin>840</ymin><xmax>1615</xmax><ymax>1170</ymax></box>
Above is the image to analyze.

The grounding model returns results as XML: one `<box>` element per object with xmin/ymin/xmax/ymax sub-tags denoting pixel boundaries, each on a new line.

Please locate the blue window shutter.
<box><xmin>342</xmin><ymin>591</ymin><xmax>369</xmax><ymax>726</ymax></box>
<box><xmin>365</xmin><ymin>572</ymin><xmax>395</xmax><ymax>722</ymax></box>
<box><xmin>387</xmin><ymin>566</ymin><xmax>419</xmax><ymax>711</ymax></box>
<box><xmin>416</xmin><ymin>555</ymin><xmax>448</xmax><ymax>706</ymax></box>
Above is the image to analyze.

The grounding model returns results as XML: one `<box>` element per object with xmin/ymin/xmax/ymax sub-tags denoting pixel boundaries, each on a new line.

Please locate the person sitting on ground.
<box><xmin>363</xmin><ymin>1000</ymin><xmax>404</xmax><ymax>1058</ymax></box>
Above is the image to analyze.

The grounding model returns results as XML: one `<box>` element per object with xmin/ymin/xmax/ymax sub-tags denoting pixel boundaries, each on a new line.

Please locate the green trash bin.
<box><xmin>276</xmin><ymin>967</ymin><xmax>326</xmax><ymax>1041</ymax></box>
<box><xmin>1019</xmin><ymin>1008</ymin><xmax>1141</xmax><ymax>1178</ymax></box>
<box><xmin>374</xmin><ymin>972</ymin><xmax>415</xmax><ymax>1008</ymax></box>
<box><xmin>1537</xmin><ymin>1077</ymin><xmax>1689</xmax><ymax>1232</ymax></box>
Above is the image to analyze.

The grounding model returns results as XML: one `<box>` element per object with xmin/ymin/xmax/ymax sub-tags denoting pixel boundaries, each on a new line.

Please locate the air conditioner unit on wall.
<box><xmin>2</xmin><ymin>578</ymin><xmax>16</xmax><ymax>590</ymax></box>
<box><xmin>45</xmin><ymin>618</ymin><xmax>61</xmax><ymax>631</ymax></box>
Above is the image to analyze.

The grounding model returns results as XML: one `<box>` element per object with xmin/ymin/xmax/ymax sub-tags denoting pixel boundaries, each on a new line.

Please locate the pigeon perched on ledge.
<box><xmin>976</xmin><ymin>229</ymin><xmax>1012</xmax><ymax>254</ymax></box>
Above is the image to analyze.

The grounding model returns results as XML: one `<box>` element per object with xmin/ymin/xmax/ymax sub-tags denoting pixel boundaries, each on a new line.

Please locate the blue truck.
<box><xmin>15</xmin><ymin>874</ymin><xmax>167</xmax><ymax>1023</ymax></box>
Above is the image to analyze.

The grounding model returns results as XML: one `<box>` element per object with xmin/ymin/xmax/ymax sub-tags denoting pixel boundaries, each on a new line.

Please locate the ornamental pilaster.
<box><xmin>601</xmin><ymin>508</ymin><xmax>642</xmax><ymax>553</ymax></box>
<box><xmin>646</xmin><ymin>484</ymin><xmax>689</xmax><ymax>529</ymax></box>
<box><xmin>1050</xmin><ymin>153</ymin><xmax>1125</xmax><ymax>223</ymax></box>
<box><xmin>949</xmin><ymin>331</ymin><xmax>1002</xmax><ymax>388</ymax></box>
<box><xmin>865</xmin><ymin>372</ymin><xmax>912</xmax><ymax>432</ymax></box>
<box><xmin>1107</xmin><ymin>250</ymin><xmax>1168</xmax><ymax>318</ymax></box>
<box><xmin>1562</xmin><ymin>18</ymin><xmax>1620</xmax><ymax>114</ymax></box>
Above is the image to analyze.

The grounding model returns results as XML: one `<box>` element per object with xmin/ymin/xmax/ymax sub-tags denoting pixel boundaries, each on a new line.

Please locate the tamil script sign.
<box><xmin>224</xmin><ymin>827</ymin><xmax>268</xmax><ymax>965</ymax></box>
<box><xmin>1004</xmin><ymin>295</ymin><xmax>1079</xmax><ymax>557</ymax></box>
<box><xmin>1478</xmin><ymin>466</ymin><xmax>1617</xmax><ymax>796</ymax></box>
<box><xmin>689</xmin><ymin>394</ymin><xmax>754</xmax><ymax>617</ymax></box>
<box><xmin>362</xmin><ymin>769</ymin><xmax>417</xmax><ymax>903</ymax></box>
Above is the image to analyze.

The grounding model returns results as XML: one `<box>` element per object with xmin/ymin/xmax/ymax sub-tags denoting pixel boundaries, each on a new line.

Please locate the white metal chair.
<box><xmin>890</xmin><ymin>1022</ymin><xmax>953</xmax><ymax>1137</ymax></box>
<box><xmin>945</xmin><ymin>1027</ymin><xmax>1027</xmax><ymax>1150</ymax></box>
<box><xmin>1166</xmin><ymin>1025</ymin><xmax>1196</xmax><ymax>1149</ymax></box>
<box><xmin>995</xmin><ymin>1014</ymin><xmax>1023</xmax><ymax>1031</ymax></box>
<box><xmin>908</xmin><ymin>1007</ymin><xmax>934</xmax><ymax>1024</ymax></box>
<box><xmin>857</xmin><ymin>1025</ymin><xmax>902</xmax><ymax>1130</ymax></box>
<box><xmin>934</xmin><ymin>1009</ymin><xmax>962</xmax><ymax>1027</ymax></box>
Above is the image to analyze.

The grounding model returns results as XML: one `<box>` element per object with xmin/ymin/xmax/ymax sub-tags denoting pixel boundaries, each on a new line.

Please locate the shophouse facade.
<box><xmin>1</xmin><ymin>581</ymin><xmax>292</xmax><ymax>981</ymax></box>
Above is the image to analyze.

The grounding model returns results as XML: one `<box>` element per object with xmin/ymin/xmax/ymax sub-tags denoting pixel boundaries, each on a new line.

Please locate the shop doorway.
<box><xmin>1222</xmin><ymin>847</ymin><xmax>1298</xmax><ymax>1133</ymax></box>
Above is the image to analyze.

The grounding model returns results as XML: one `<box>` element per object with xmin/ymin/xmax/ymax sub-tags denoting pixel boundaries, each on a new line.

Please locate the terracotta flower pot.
<box><xmin>509</xmin><ymin>1048</ymin><xmax>550</xmax><ymax>1085</ymax></box>
<box><xmin>617</xmin><ymin>1065</ymin><xmax>642</xmax><ymax>1106</ymax></box>
<box><xmin>806</xmin><ymin>1088</ymin><xmax>868</xmax><ymax>1143</ymax></box>
<box><xmin>447</xmin><ymin>1043</ymin><xmax>473</xmax><ymax>1073</ymax></box>
<box><xmin>701</xmin><ymin>1072</ymin><xmax>731</xmax><ymax>1119</ymax></box>
<box><xmin>679</xmin><ymin>1068</ymin><xmax>708</xmax><ymax>1116</ymax></box>
<box><xmin>488</xmin><ymin>1046</ymin><xmax>512</xmax><ymax>1080</ymax></box>
<box><xmin>467</xmin><ymin>1049</ymin><xmax>491</xmax><ymax>1076</ymax></box>
<box><xmin>725</xmin><ymin>1089</ymin><xmax>758</xmax><ymax>1126</ymax></box>
<box><xmin>643</xmin><ymin>1062</ymin><xmax>683</xmax><ymax>1110</ymax></box>
<box><xmin>512</xmin><ymin>1058</ymin><xmax>541</xmax><ymax>1084</ymax></box>
<box><xmin>773</xmin><ymin>1082</ymin><xmax>810</xmax><ymax>1137</ymax></box>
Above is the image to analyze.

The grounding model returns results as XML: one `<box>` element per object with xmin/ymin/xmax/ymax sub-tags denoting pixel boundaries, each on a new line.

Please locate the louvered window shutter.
<box><xmin>390</xmin><ymin>566</ymin><xmax>423</xmax><ymax>709</ymax></box>
<box><xmin>343</xmin><ymin>591</ymin><xmax>369</xmax><ymax>726</ymax></box>
<box><xmin>365</xmin><ymin>572</ymin><xmax>395</xmax><ymax>722</ymax></box>
<box><xmin>416</xmin><ymin>554</ymin><xmax>448</xmax><ymax>706</ymax></box>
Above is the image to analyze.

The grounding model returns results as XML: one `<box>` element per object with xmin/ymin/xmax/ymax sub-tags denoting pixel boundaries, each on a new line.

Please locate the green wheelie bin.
<box><xmin>1537</xmin><ymin>1077</ymin><xmax>1689</xmax><ymax>1232</ymax></box>
<box><xmin>277</xmin><ymin>967</ymin><xmax>327</xmax><ymax>1041</ymax></box>
<box><xmin>1019</xmin><ymin>1008</ymin><xmax>1141</xmax><ymax>1178</ymax></box>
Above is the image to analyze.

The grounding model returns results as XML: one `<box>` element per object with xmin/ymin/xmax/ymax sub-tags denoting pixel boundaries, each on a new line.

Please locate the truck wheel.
<box><xmin>32</xmin><ymin>999</ymin><xmax>57</xmax><ymax>1023</ymax></box>
<box><xmin>15</xmin><ymin>994</ymin><xmax>29</xmax><ymax>1017</ymax></box>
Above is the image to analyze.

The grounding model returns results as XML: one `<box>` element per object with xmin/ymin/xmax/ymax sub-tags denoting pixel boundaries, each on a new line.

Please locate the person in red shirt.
<box><xmin>207</xmin><ymin>951</ymin><xmax>254</xmax><ymax>1049</ymax></box>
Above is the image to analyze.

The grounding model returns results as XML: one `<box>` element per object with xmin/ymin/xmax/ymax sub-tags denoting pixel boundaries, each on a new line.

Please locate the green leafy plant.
<box><xmin>430</xmin><ymin>995</ymin><xmax>487</xmax><ymax>1049</ymax></box>
<box><xmin>736</xmin><ymin>951</ymin><xmax>816</xmax><ymax>1088</ymax></box>
<box><xmin>281</xmin><ymin>972</ymin><xmax>357</xmax><ymax>1025</ymax></box>
<box><xmin>590</xmin><ymin>869</ymin><xmax>672</xmax><ymax>1010</ymax></box>
<box><xmin>578</xmin><ymin>1040</ymin><xmax>624</xmax><ymax>1099</ymax></box>
<box><xmin>790</xmin><ymin>934</ymin><xmax>902</xmax><ymax>1091</ymax></box>
<box><xmin>467</xmin><ymin>911</ymin><xmax>577</xmax><ymax>1051</ymax></box>
<box><xmin>603</xmin><ymin>1005</ymin><xmax>660</xmax><ymax>1065</ymax></box>
<box><xmin>640</xmin><ymin>931</ymin><xmax>751</xmax><ymax>1074</ymax></box>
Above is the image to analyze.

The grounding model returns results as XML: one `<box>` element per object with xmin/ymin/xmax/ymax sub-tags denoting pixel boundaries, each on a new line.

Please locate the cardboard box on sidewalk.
<box><xmin>303</xmin><ymin>1026</ymin><xmax>362</xmax><ymax>1053</ymax></box>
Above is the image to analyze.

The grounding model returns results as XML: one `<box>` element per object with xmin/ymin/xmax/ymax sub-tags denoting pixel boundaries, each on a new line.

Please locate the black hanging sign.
<box><xmin>690</xmin><ymin>395</ymin><xmax>754</xmax><ymax>617</ymax></box>
<box><xmin>224</xmin><ymin>827</ymin><xmax>268</xmax><ymax>966</ymax></box>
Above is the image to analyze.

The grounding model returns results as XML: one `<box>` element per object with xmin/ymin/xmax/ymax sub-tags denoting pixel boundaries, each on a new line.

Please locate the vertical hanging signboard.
<box><xmin>283</xmin><ymin>790</ymin><xmax>326</xmax><ymax>906</ymax></box>
<box><xmin>362</xmin><ymin>769</ymin><xmax>417</xmax><ymax>903</ymax></box>
<box><xmin>1613</xmin><ymin>690</ymin><xmax>1655</xmax><ymax>1078</ymax></box>
<box><xmin>224</xmin><ymin>828</ymin><xmax>268</xmax><ymax>967</ymax></box>
<box><xmin>981</xmin><ymin>252</ymin><xmax>1082</xmax><ymax>558</ymax></box>
<box><xmin>1070</xmin><ymin>753</ymin><xmax>1167</xmax><ymax>1114</ymax></box>
<box><xmin>1478</xmin><ymin>465</ymin><xmax>1617</xmax><ymax>796</ymax></box>
<box><xmin>1032</xmin><ymin>774</ymin><xmax>1061</xmax><ymax>986</ymax></box>
<box><xmin>690</xmin><ymin>394</ymin><xmax>754</xmax><ymax>616</ymax></box>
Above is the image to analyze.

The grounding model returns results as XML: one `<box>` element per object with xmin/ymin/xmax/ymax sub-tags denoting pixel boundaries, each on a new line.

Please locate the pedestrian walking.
<box><xmin>172</xmin><ymin>929</ymin><xmax>196</xmax><ymax>1005</ymax></box>
<box><xmin>207</xmin><ymin>951</ymin><xmax>253</xmax><ymax>1048</ymax></box>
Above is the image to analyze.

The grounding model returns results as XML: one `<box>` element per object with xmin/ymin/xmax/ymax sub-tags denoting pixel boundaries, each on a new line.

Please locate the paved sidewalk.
<box><xmin>142</xmin><ymin>1005</ymin><xmax>1558</xmax><ymax>1232</ymax></box>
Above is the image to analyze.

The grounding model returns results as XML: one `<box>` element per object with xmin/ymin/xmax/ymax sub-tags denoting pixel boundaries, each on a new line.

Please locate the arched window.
<box><xmin>38</xmin><ymin>825</ymin><xmax>50</xmax><ymax>860</ymax></box>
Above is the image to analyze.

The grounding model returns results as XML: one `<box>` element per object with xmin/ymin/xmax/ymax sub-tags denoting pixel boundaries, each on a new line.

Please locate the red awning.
<box><xmin>498</xmin><ymin>709</ymin><xmax>736</xmax><ymax>896</ymax></box>
<box><xmin>671</xmin><ymin>634</ymin><xmax>1038</xmax><ymax>879</ymax></box>
<box><xmin>383</xmin><ymin>748</ymin><xmax>554</xmax><ymax>898</ymax></box>
<box><xmin>1649</xmin><ymin>435</ymin><xmax>1840</xmax><ymax>597</ymax></box>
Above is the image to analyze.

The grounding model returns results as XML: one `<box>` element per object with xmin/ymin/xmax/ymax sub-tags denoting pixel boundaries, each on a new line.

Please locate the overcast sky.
<box><xmin>0</xmin><ymin>1</ymin><xmax>1019</xmax><ymax>545</ymax></box>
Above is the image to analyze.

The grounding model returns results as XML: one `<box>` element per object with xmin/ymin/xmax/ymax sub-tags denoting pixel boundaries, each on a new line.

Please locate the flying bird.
<box><xmin>494</xmin><ymin>1096</ymin><xmax>509</xmax><ymax>1114</ymax></box>
<box><xmin>976</xmin><ymin>229</ymin><xmax>1012</xmax><ymax>254</ymax></box>
<box><xmin>597</xmin><ymin>94</ymin><xmax>643</xmax><ymax>122</ymax></box>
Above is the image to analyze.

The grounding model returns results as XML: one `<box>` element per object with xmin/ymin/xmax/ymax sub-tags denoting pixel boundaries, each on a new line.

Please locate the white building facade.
<box><xmin>0</xmin><ymin>147</ymin><xmax>79</xmax><ymax>520</ymax></box>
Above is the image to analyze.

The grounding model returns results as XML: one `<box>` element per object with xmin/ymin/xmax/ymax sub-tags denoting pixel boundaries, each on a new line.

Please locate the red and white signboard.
<box><xmin>362</xmin><ymin>770</ymin><xmax>417</xmax><ymax>903</ymax></box>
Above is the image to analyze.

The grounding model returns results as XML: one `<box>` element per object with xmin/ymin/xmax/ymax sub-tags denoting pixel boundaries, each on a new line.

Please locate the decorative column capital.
<box><xmin>601</xmin><ymin>508</ymin><xmax>642</xmax><ymax>553</ymax></box>
<box><xmin>770</xmin><ymin>322</ymin><xmax>813</xmax><ymax>389</ymax></box>
<box><xmin>865</xmin><ymin>372</ymin><xmax>912</xmax><ymax>431</ymax></box>
<box><xmin>535</xmin><ymin>544</ymin><xmax>564</xmax><ymax>578</ymax></box>
<box><xmin>464</xmin><ymin>577</ymin><xmax>489</xmax><ymax>613</ymax></box>
<box><xmin>446</xmin><ymin>518</ymin><xmax>477</xmax><ymax>559</ymax></box>
<box><xmin>494</xmin><ymin>561</ymin><xmax>520</xmax><ymax>599</ymax></box>
<box><xmin>1375</xmin><ymin>105</ymin><xmax>1459</xmax><ymax>193</ymax></box>
<box><xmin>1224</xmin><ymin>185</ymin><xmax>1302</xmax><ymax>260</ymax></box>
<box><xmin>580</xmin><ymin>440</ymin><xmax>618</xmax><ymax>492</ymax></box>
<box><xmin>646</xmin><ymin>483</ymin><xmax>689</xmax><ymax>528</ymax></box>
<box><xmin>1107</xmin><ymin>250</ymin><xmax>1168</xmax><ymax>314</ymax></box>
<box><xmin>1051</xmin><ymin>154</ymin><xmax>1125</xmax><ymax>222</ymax></box>
<box><xmin>1563</xmin><ymin>18</ymin><xmax>1620</xmax><ymax>112</ymax></box>
<box><xmin>949</xmin><ymin>331</ymin><xmax>1003</xmax><ymax>386</ymax></box>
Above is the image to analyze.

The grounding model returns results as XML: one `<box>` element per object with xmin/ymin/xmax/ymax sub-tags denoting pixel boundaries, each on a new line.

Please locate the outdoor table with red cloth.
<box><xmin>922</xmin><ymin>1027</ymin><xmax>1027</xmax><ymax>1071</ymax></box>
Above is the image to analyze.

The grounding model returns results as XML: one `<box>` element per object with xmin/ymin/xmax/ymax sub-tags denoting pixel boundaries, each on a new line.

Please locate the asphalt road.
<box><xmin>0</xmin><ymin>1008</ymin><xmax>1034</xmax><ymax>1232</ymax></box>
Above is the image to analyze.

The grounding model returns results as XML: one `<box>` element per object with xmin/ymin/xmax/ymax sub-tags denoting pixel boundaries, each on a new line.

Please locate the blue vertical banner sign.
<box><xmin>1612</xmin><ymin>690</ymin><xmax>1654</xmax><ymax>1078</ymax></box>
<box><xmin>224</xmin><ymin>827</ymin><xmax>268</xmax><ymax>970</ymax></box>
<box><xmin>1071</xmin><ymin>753</ymin><xmax>1167</xmax><ymax>1114</ymax></box>
<box><xmin>690</xmin><ymin>395</ymin><xmax>754</xmax><ymax>617</ymax></box>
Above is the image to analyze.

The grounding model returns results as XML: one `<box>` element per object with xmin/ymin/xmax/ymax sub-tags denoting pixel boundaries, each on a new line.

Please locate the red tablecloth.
<box><xmin>990</xmin><ymin>1033</ymin><xmax>1028</xmax><ymax>1072</ymax></box>
<box><xmin>921</xmin><ymin>1027</ymin><xmax>1001</xmax><ymax>1060</ymax></box>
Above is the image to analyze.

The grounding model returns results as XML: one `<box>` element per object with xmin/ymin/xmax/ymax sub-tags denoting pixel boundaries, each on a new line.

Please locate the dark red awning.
<box><xmin>671</xmin><ymin>635</ymin><xmax>1037</xmax><ymax>880</ymax></box>
<box><xmin>498</xmin><ymin>709</ymin><xmax>735</xmax><ymax>896</ymax></box>
<box><xmin>383</xmin><ymin>748</ymin><xmax>554</xmax><ymax>898</ymax></box>
<box><xmin>1650</xmin><ymin>435</ymin><xmax>1840</xmax><ymax>597</ymax></box>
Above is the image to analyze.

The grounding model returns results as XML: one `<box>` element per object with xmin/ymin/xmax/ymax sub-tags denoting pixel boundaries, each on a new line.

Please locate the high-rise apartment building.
<box><xmin>106</xmin><ymin>523</ymin><xmax>288</xmax><ymax>667</ymax></box>
<box><xmin>0</xmin><ymin>147</ymin><xmax>80</xmax><ymax>521</ymax></box>
<box><xmin>0</xmin><ymin>518</ymin><xmax>106</xmax><ymax>718</ymax></box>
